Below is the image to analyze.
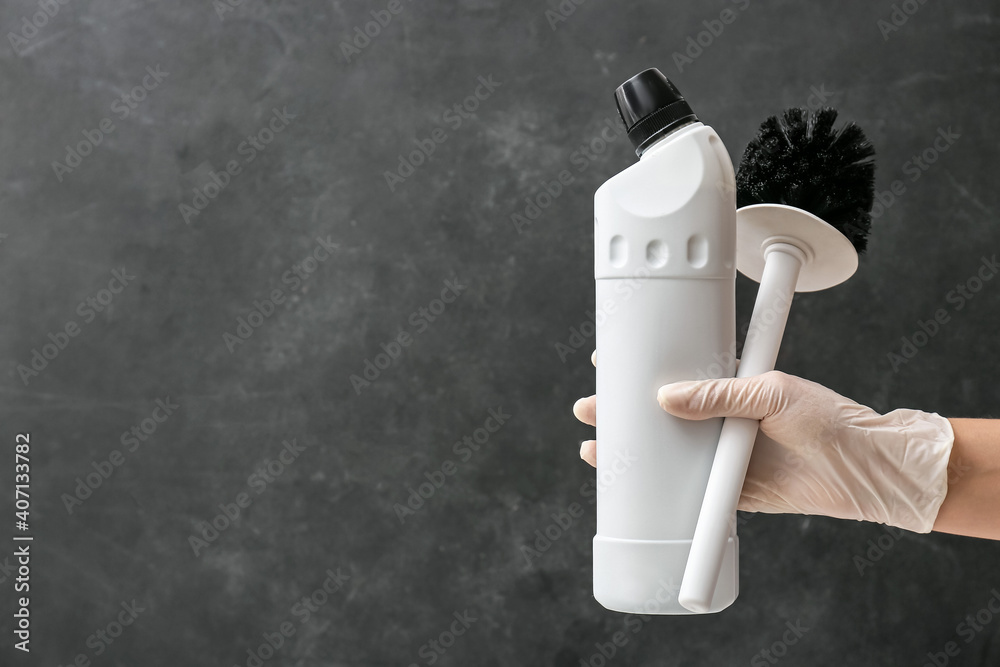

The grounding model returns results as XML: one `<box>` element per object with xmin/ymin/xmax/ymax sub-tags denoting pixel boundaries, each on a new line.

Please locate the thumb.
<box><xmin>656</xmin><ymin>371</ymin><xmax>789</xmax><ymax>421</ymax></box>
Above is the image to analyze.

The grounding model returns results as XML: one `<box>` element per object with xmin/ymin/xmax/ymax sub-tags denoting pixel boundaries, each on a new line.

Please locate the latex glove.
<box><xmin>577</xmin><ymin>370</ymin><xmax>954</xmax><ymax>534</ymax></box>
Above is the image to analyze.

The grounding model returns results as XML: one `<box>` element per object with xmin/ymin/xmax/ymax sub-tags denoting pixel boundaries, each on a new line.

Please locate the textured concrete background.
<box><xmin>1</xmin><ymin>0</ymin><xmax>999</xmax><ymax>665</ymax></box>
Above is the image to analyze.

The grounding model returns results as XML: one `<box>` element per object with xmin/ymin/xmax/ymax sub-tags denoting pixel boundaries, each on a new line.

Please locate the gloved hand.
<box><xmin>575</xmin><ymin>366</ymin><xmax>955</xmax><ymax>534</ymax></box>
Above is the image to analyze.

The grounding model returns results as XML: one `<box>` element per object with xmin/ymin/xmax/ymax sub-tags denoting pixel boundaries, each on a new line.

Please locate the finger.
<box><xmin>591</xmin><ymin>350</ymin><xmax>596</xmax><ymax>367</ymax></box>
<box><xmin>580</xmin><ymin>440</ymin><xmax>597</xmax><ymax>467</ymax></box>
<box><xmin>656</xmin><ymin>371</ymin><xmax>789</xmax><ymax>421</ymax></box>
<box><xmin>573</xmin><ymin>395</ymin><xmax>596</xmax><ymax>427</ymax></box>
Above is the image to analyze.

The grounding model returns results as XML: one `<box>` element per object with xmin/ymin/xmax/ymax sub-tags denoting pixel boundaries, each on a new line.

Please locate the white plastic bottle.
<box><xmin>593</xmin><ymin>69</ymin><xmax>738</xmax><ymax>614</ymax></box>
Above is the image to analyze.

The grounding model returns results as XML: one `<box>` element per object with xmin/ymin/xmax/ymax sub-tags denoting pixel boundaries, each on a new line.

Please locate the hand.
<box><xmin>574</xmin><ymin>351</ymin><xmax>599</xmax><ymax>467</ymax></box>
<box><xmin>574</xmin><ymin>359</ymin><xmax>954</xmax><ymax>533</ymax></box>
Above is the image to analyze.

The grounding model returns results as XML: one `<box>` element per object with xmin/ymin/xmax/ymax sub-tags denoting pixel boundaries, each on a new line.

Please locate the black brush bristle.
<box><xmin>736</xmin><ymin>108</ymin><xmax>876</xmax><ymax>254</ymax></box>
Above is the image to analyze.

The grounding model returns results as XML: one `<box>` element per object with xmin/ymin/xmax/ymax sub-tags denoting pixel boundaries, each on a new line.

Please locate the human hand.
<box><xmin>574</xmin><ymin>361</ymin><xmax>954</xmax><ymax>533</ymax></box>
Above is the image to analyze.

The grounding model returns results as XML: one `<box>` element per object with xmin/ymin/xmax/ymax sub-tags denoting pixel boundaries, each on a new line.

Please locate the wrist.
<box><xmin>875</xmin><ymin>409</ymin><xmax>954</xmax><ymax>533</ymax></box>
<box><xmin>932</xmin><ymin>418</ymin><xmax>1000</xmax><ymax>540</ymax></box>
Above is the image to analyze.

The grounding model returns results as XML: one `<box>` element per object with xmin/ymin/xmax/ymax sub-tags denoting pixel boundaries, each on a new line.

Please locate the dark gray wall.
<box><xmin>2</xmin><ymin>0</ymin><xmax>999</xmax><ymax>665</ymax></box>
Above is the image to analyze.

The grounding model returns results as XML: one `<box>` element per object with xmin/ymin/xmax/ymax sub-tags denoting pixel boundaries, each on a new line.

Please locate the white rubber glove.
<box><xmin>656</xmin><ymin>371</ymin><xmax>955</xmax><ymax>534</ymax></box>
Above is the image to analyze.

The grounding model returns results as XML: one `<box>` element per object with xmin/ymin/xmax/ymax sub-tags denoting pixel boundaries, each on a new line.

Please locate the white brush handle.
<box><xmin>678</xmin><ymin>242</ymin><xmax>804</xmax><ymax>613</ymax></box>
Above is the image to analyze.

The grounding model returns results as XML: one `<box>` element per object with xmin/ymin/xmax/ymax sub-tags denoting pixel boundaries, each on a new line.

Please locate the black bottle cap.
<box><xmin>614</xmin><ymin>69</ymin><xmax>698</xmax><ymax>156</ymax></box>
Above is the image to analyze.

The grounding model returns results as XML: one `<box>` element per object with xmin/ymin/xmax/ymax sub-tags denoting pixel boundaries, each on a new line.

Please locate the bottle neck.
<box><xmin>637</xmin><ymin>120</ymin><xmax>703</xmax><ymax>159</ymax></box>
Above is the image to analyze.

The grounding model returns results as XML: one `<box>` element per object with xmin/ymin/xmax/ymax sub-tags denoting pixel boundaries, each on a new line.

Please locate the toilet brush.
<box><xmin>678</xmin><ymin>108</ymin><xmax>876</xmax><ymax>613</ymax></box>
